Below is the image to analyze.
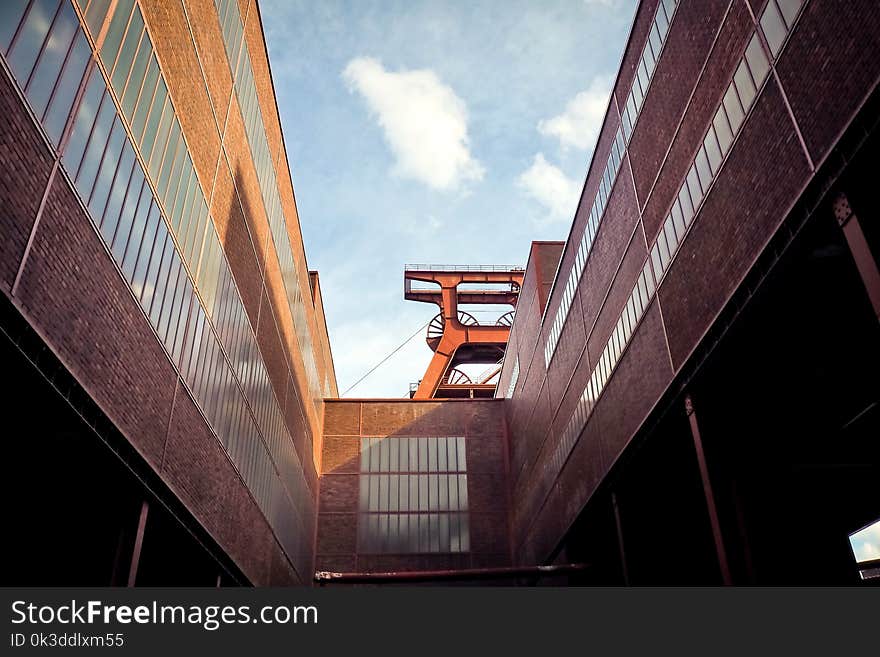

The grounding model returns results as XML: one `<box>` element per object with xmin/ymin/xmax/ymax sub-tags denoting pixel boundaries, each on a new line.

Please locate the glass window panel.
<box><xmin>446</xmin><ymin>437</ymin><xmax>457</xmax><ymax>472</ymax></box>
<box><xmin>671</xmin><ymin>198</ymin><xmax>686</xmax><ymax>238</ymax></box>
<box><xmin>131</xmin><ymin>202</ymin><xmax>160</xmax><ymax>299</ymax></box>
<box><xmin>631</xmin><ymin>67</ymin><xmax>643</xmax><ymax>107</ymax></box>
<box><xmin>61</xmin><ymin>65</ymin><xmax>99</xmax><ymax>168</ymax></box>
<box><xmin>686</xmin><ymin>164</ymin><xmax>703</xmax><ymax>208</ymax></box>
<box><xmin>156</xmin><ymin>258</ymin><xmax>181</xmax><ymax>340</ymax></box>
<box><xmin>678</xmin><ymin>183</ymin><xmax>695</xmax><ymax>226</ymax></box>
<box><xmin>110</xmin><ymin>10</ymin><xmax>143</xmax><ymax>91</ymax></box>
<box><xmin>428</xmin><ymin>438</ymin><xmax>439</xmax><ymax>471</ymax></box>
<box><xmin>723</xmin><ymin>83</ymin><xmax>745</xmax><ymax>134</ymax></box>
<box><xmin>664</xmin><ymin>216</ymin><xmax>679</xmax><ymax>256</ymax></box>
<box><xmin>745</xmin><ymin>32</ymin><xmax>770</xmax><ymax>87</ymax></box>
<box><xmin>418</xmin><ymin>437</ymin><xmax>428</xmax><ymax>472</ymax></box>
<box><xmin>656</xmin><ymin>229</ymin><xmax>670</xmax><ymax>269</ymax></box>
<box><xmin>655</xmin><ymin>2</ymin><xmax>669</xmax><ymax>38</ymax></box>
<box><xmin>141</xmin><ymin>229</ymin><xmax>166</xmax><ymax>316</ymax></box>
<box><xmin>418</xmin><ymin>514</ymin><xmax>429</xmax><ymax>552</ymax></box>
<box><xmin>760</xmin><ymin>0</ymin><xmax>787</xmax><ymax>56</ymax></box>
<box><xmin>649</xmin><ymin>21</ymin><xmax>662</xmax><ymax>63</ymax></box>
<box><xmin>25</xmin><ymin>0</ymin><xmax>77</xmax><ymax>120</ymax></box>
<box><xmin>74</xmin><ymin>90</ymin><xmax>113</xmax><ymax>195</ymax></box>
<box><xmin>637</xmin><ymin>56</ymin><xmax>650</xmax><ymax>97</ymax></box>
<box><xmin>379</xmin><ymin>437</ymin><xmax>389</xmax><ymax>472</ymax></box>
<box><xmin>427</xmin><ymin>474</ymin><xmax>438</xmax><ymax>511</ymax></box>
<box><xmin>169</xmin><ymin>162</ymin><xmax>192</xmax><ymax>233</ymax></box>
<box><xmin>147</xmin><ymin>236</ymin><xmax>173</xmax><ymax>324</ymax></box>
<box><xmin>418</xmin><ymin>474</ymin><xmax>428</xmax><ymax>512</ymax></box>
<box><xmin>88</xmin><ymin>118</ymin><xmax>125</xmax><ymax>219</ymax></box>
<box><xmin>458</xmin><ymin>474</ymin><xmax>468</xmax><ymax>510</ymax></box>
<box><xmin>399</xmin><ymin>437</ymin><xmax>409</xmax><ymax>471</ymax></box>
<box><xmin>141</xmin><ymin>77</ymin><xmax>166</xmax><ymax>155</ymax></box>
<box><xmin>100</xmin><ymin>0</ymin><xmax>135</xmax><ymax>67</ymax></box>
<box><xmin>704</xmin><ymin>127</ymin><xmax>723</xmax><ymax>174</ymax></box>
<box><xmin>448</xmin><ymin>472</ymin><xmax>459</xmax><ymax>511</ymax></box>
<box><xmin>360</xmin><ymin>437</ymin><xmax>370</xmax><ymax>472</ymax></box>
<box><xmin>368</xmin><ymin>437</ymin><xmax>379</xmax><ymax>472</ymax></box>
<box><xmin>131</xmin><ymin>55</ymin><xmax>158</xmax><ymax>141</ymax></box>
<box><xmin>439</xmin><ymin>475</ymin><xmax>449</xmax><ymax>511</ymax></box>
<box><xmin>157</xmin><ymin>124</ymin><xmax>182</xmax><ymax>200</ymax></box>
<box><xmin>408</xmin><ymin>436</ymin><xmax>418</xmax><ymax>472</ymax></box>
<box><xmin>638</xmin><ymin>272</ymin><xmax>649</xmax><ymax>307</ymax></box>
<box><xmin>734</xmin><ymin>58</ymin><xmax>757</xmax><ymax>111</ymax></box>
<box><xmin>456</xmin><ymin>436</ymin><xmax>466</xmax><ymax>471</ymax></box>
<box><xmin>437</xmin><ymin>437</ymin><xmax>447</xmax><ymax>471</ymax></box>
<box><xmin>121</xmin><ymin>30</ymin><xmax>151</xmax><ymax>119</ymax></box>
<box><xmin>409</xmin><ymin>474</ymin><xmax>418</xmax><ymax>512</ymax></box>
<box><xmin>84</xmin><ymin>0</ymin><xmax>112</xmax><ymax>36</ymax></box>
<box><xmin>459</xmin><ymin>513</ymin><xmax>470</xmax><ymax>552</ymax></box>
<box><xmin>147</xmin><ymin>94</ymin><xmax>172</xmax><ymax>178</ymax></box>
<box><xmin>101</xmin><ymin>140</ymin><xmax>136</xmax><ymax>244</ymax></box>
<box><xmin>163</xmin><ymin>264</ymin><xmax>186</xmax><ymax>349</ymax></box>
<box><xmin>399</xmin><ymin>474</ymin><xmax>409</xmax><ymax>511</ymax></box>
<box><xmin>44</xmin><ymin>31</ymin><xmax>90</xmax><ymax>147</ymax></box>
<box><xmin>622</xmin><ymin>106</ymin><xmax>633</xmax><ymax>141</ymax></box>
<box><xmin>713</xmin><ymin>105</ymin><xmax>733</xmax><ymax>153</ymax></box>
<box><xmin>111</xmin><ymin>164</ymin><xmax>144</xmax><ymax>263</ymax></box>
<box><xmin>695</xmin><ymin>146</ymin><xmax>712</xmax><ymax>192</ymax></box>
<box><xmin>121</xmin><ymin>186</ymin><xmax>152</xmax><ymax>280</ymax></box>
<box><xmin>6</xmin><ymin>0</ymin><xmax>59</xmax><ymax>85</ymax></box>
<box><xmin>368</xmin><ymin>473</ymin><xmax>379</xmax><ymax>511</ymax></box>
<box><xmin>0</xmin><ymin>1</ymin><xmax>29</xmax><ymax>53</ymax></box>
<box><xmin>378</xmin><ymin>475</ymin><xmax>388</xmax><ymax>512</ymax></box>
<box><xmin>650</xmin><ymin>242</ymin><xmax>663</xmax><ymax>280</ymax></box>
<box><xmin>439</xmin><ymin>513</ymin><xmax>450</xmax><ymax>551</ymax></box>
<box><xmin>389</xmin><ymin>438</ymin><xmax>399</xmax><ymax>472</ymax></box>
<box><xmin>777</xmin><ymin>0</ymin><xmax>801</xmax><ymax>27</ymax></box>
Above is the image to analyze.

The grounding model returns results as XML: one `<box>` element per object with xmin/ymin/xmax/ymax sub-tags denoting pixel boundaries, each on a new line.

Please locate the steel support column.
<box><xmin>684</xmin><ymin>395</ymin><xmax>732</xmax><ymax>585</ymax></box>
<box><xmin>833</xmin><ymin>192</ymin><xmax>880</xmax><ymax>321</ymax></box>
<box><xmin>611</xmin><ymin>491</ymin><xmax>630</xmax><ymax>586</ymax></box>
<box><xmin>126</xmin><ymin>500</ymin><xmax>150</xmax><ymax>587</ymax></box>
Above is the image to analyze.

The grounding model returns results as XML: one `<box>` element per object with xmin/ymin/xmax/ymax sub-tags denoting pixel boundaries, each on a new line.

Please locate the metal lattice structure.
<box><xmin>404</xmin><ymin>265</ymin><xmax>524</xmax><ymax>399</ymax></box>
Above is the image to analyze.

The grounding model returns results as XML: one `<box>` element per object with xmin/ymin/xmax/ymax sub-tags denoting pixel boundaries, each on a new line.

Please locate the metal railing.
<box><xmin>405</xmin><ymin>264</ymin><xmax>524</xmax><ymax>272</ymax></box>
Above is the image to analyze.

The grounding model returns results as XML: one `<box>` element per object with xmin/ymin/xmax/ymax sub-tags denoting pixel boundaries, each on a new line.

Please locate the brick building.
<box><xmin>2</xmin><ymin>0</ymin><xmax>879</xmax><ymax>586</ymax></box>
<box><xmin>496</xmin><ymin>0</ymin><xmax>880</xmax><ymax>584</ymax></box>
<box><xmin>1</xmin><ymin>0</ymin><xmax>336</xmax><ymax>585</ymax></box>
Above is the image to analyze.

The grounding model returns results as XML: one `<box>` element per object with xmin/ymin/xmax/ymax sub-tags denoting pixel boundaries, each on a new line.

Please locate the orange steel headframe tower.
<box><xmin>405</xmin><ymin>264</ymin><xmax>524</xmax><ymax>399</ymax></box>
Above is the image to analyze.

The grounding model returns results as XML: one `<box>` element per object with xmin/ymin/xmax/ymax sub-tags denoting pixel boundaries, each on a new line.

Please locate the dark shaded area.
<box><xmin>556</xmin><ymin>112</ymin><xmax>880</xmax><ymax>585</ymax></box>
<box><xmin>0</xmin><ymin>294</ymin><xmax>246</xmax><ymax>586</ymax></box>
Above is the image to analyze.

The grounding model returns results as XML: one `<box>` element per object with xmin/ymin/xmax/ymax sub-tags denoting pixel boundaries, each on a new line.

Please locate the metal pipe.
<box><xmin>314</xmin><ymin>562</ymin><xmax>590</xmax><ymax>584</ymax></box>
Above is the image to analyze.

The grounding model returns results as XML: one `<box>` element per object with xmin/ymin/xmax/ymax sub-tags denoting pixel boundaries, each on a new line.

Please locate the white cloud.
<box><xmin>517</xmin><ymin>153</ymin><xmax>581</xmax><ymax>223</ymax></box>
<box><xmin>342</xmin><ymin>57</ymin><xmax>485</xmax><ymax>191</ymax></box>
<box><xmin>538</xmin><ymin>76</ymin><xmax>613</xmax><ymax>151</ymax></box>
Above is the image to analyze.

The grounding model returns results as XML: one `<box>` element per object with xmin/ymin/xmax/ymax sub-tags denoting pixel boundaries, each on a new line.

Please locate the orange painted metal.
<box><xmin>404</xmin><ymin>266</ymin><xmax>524</xmax><ymax>399</ymax></box>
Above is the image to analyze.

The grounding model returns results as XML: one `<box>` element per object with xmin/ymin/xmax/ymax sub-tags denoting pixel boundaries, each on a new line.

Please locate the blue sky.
<box><xmin>262</xmin><ymin>0</ymin><xmax>637</xmax><ymax>397</ymax></box>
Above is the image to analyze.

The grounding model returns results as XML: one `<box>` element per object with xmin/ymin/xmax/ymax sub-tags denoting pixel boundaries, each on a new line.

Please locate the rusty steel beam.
<box><xmin>406</xmin><ymin>266</ymin><xmax>524</xmax><ymax>399</ymax></box>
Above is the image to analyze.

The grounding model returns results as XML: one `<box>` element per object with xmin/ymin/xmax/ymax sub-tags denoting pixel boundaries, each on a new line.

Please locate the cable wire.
<box><xmin>341</xmin><ymin>319</ymin><xmax>431</xmax><ymax>397</ymax></box>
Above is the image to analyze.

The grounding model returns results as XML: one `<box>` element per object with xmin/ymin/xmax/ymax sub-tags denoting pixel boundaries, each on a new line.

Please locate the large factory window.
<box><xmin>358</xmin><ymin>437</ymin><xmax>470</xmax><ymax>554</ymax></box>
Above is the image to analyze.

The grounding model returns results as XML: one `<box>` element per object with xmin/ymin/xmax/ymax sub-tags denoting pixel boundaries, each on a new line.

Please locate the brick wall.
<box><xmin>500</xmin><ymin>0</ymin><xmax>880</xmax><ymax>565</ymax></box>
<box><xmin>317</xmin><ymin>400</ymin><xmax>511</xmax><ymax>574</ymax></box>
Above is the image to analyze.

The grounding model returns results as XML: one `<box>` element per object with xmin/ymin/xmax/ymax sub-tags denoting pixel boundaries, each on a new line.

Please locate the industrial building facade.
<box><xmin>2</xmin><ymin>0</ymin><xmax>878</xmax><ymax>587</ymax></box>
<box><xmin>1</xmin><ymin>0</ymin><xmax>336</xmax><ymax>585</ymax></box>
<box><xmin>497</xmin><ymin>0</ymin><xmax>880</xmax><ymax>583</ymax></box>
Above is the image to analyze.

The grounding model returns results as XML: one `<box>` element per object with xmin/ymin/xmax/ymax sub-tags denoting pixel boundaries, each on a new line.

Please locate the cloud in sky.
<box><xmin>538</xmin><ymin>76</ymin><xmax>613</xmax><ymax>151</ymax></box>
<box><xmin>342</xmin><ymin>57</ymin><xmax>485</xmax><ymax>191</ymax></box>
<box><xmin>850</xmin><ymin>518</ymin><xmax>880</xmax><ymax>563</ymax></box>
<box><xmin>517</xmin><ymin>153</ymin><xmax>582</xmax><ymax>222</ymax></box>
